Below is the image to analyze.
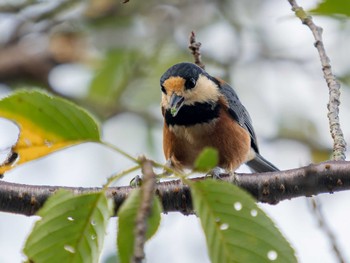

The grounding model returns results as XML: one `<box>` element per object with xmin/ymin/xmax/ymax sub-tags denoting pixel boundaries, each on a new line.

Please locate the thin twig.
<box><xmin>1</xmin><ymin>161</ymin><xmax>350</xmax><ymax>216</ymax></box>
<box><xmin>287</xmin><ymin>3</ymin><xmax>347</xmax><ymax>262</ymax></box>
<box><xmin>188</xmin><ymin>31</ymin><xmax>205</xmax><ymax>69</ymax></box>
<box><xmin>31</xmin><ymin>0</ymin><xmax>80</xmax><ymax>23</ymax></box>
<box><xmin>287</xmin><ymin>0</ymin><xmax>347</xmax><ymax>161</ymax></box>
<box><xmin>0</xmin><ymin>0</ymin><xmax>36</xmax><ymax>13</ymax></box>
<box><xmin>308</xmin><ymin>197</ymin><xmax>346</xmax><ymax>263</ymax></box>
<box><xmin>132</xmin><ymin>157</ymin><xmax>157</xmax><ymax>263</ymax></box>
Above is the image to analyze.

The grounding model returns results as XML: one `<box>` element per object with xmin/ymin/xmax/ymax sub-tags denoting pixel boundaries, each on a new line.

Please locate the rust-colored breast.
<box><xmin>213</xmin><ymin>110</ymin><xmax>251</xmax><ymax>170</ymax></box>
<box><xmin>162</xmin><ymin>107</ymin><xmax>251</xmax><ymax>172</ymax></box>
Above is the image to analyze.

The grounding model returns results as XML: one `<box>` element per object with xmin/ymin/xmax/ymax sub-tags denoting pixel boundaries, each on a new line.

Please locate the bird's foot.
<box><xmin>130</xmin><ymin>175</ymin><xmax>142</xmax><ymax>187</ymax></box>
<box><xmin>130</xmin><ymin>173</ymin><xmax>166</xmax><ymax>186</ymax></box>
<box><xmin>130</xmin><ymin>159</ymin><xmax>176</xmax><ymax>186</ymax></box>
<box><xmin>206</xmin><ymin>167</ymin><xmax>225</xmax><ymax>180</ymax></box>
<box><xmin>161</xmin><ymin>159</ymin><xmax>175</xmax><ymax>176</ymax></box>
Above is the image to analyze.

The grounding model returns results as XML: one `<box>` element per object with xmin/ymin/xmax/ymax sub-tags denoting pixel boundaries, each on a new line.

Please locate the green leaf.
<box><xmin>310</xmin><ymin>0</ymin><xmax>350</xmax><ymax>18</ymax></box>
<box><xmin>0</xmin><ymin>89</ymin><xmax>100</xmax><ymax>174</ymax></box>
<box><xmin>88</xmin><ymin>49</ymin><xmax>139</xmax><ymax>106</ymax></box>
<box><xmin>24</xmin><ymin>190</ymin><xmax>113</xmax><ymax>263</ymax></box>
<box><xmin>117</xmin><ymin>189</ymin><xmax>162</xmax><ymax>263</ymax></box>
<box><xmin>194</xmin><ymin>147</ymin><xmax>219</xmax><ymax>172</ymax></box>
<box><xmin>190</xmin><ymin>179</ymin><xmax>297</xmax><ymax>263</ymax></box>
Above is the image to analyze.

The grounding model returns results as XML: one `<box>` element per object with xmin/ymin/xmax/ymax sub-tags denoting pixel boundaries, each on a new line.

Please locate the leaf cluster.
<box><xmin>0</xmin><ymin>90</ymin><xmax>296</xmax><ymax>262</ymax></box>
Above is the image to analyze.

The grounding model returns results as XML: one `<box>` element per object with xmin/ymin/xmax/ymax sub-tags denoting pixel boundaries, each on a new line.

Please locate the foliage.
<box><xmin>24</xmin><ymin>190</ymin><xmax>113</xmax><ymax>263</ymax></box>
<box><xmin>194</xmin><ymin>147</ymin><xmax>219</xmax><ymax>172</ymax></box>
<box><xmin>88</xmin><ymin>49</ymin><xmax>141</xmax><ymax>109</ymax></box>
<box><xmin>0</xmin><ymin>90</ymin><xmax>100</xmax><ymax>175</ymax></box>
<box><xmin>0</xmin><ymin>90</ymin><xmax>296</xmax><ymax>262</ymax></box>
<box><xmin>1</xmin><ymin>0</ymin><xmax>347</xmax><ymax>262</ymax></box>
<box><xmin>117</xmin><ymin>188</ymin><xmax>162</xmax><ymax>263</ymax></box>
<box><xmin>190</xmin><ymin>179</ymin><xmax>296</xmax><ymax>263</ymax></box>
<box><xmin>310</xmin><ymin>0</ymin><xmax>350</xmax><ymax>18</ymax></box>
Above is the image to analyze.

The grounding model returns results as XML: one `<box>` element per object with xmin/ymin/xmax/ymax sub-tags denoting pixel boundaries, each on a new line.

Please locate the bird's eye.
<box><xmin>161</xmin><ymin>85</ymin><xmax>167</xmax><ymax>94</ymax></box>
<box><xmin>185</xmin><ymin>78</ymin><xmax>196</xmax><ymax>90</ymax></box>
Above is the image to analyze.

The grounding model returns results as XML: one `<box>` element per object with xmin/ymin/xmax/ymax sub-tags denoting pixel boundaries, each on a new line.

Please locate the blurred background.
<box><xmin>0</xmin><ymin>0</ymin><xmax>350</xmax><ymax>262</ymax></box>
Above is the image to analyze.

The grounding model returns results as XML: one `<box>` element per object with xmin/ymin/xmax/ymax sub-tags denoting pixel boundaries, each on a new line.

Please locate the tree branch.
<box><xmin>1</xmin><ymin>161</ymin><xmax>350</xmax><ymax>216</ymax></box>
<box><xmin>0</xmin><ymin>43</ymin><xmax>56</xmax><ymax>87</ymax></box>
<box><xmin>308</xmin><ymin>197</ymin><xmax>346</xmax><ymax>263</ymax></box>
<box><xmin>287</xmin><ymin>0</ymin><xmax>347</xmax><ymax>161</ymax></box>
<box><xmin>188</xmin><ymin>31</ymin><xmax>205</xmax><ymax>70</ymax></box>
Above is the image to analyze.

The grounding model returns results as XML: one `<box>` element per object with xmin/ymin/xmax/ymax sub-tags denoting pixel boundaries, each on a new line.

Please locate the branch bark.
<box><xmin>0</xmin><ymin>44</ymin><xmax>56</xmax><ymax>87</ymax></box>
<box><xmin>1</xmin><ymin>161</ymin><xmax>350</xmax><ymax>216</ymax></box>
<box><xmin>188</xmin><ymin>31</ymin><xmax>205</xmax><ymax>70</ymax></box>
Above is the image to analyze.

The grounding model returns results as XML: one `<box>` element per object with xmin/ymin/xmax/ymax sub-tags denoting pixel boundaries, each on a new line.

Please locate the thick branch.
<box><xmin>287</xmin><ymin>0</ymin><xmax>347</xmax><ymax>160</ymax></box>
<box><xmin>0</xmin><ymin>44</ymin><xmax>56</xmax><ymax>86</ymax></box>
<box><xmin>1</xmin><ymin>161</ymin><xmax>350</xmax><ymax>216</ymax></box>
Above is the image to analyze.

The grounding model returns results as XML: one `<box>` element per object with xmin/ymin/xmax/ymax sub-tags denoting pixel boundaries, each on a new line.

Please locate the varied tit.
<box><xmin>160</xmin><ymin>62</ymin><xmax>279</xmax><ymax>174</ymax></box>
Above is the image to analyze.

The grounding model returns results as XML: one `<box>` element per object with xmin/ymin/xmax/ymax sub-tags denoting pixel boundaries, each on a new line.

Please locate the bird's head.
<box><xmin>160</xmin><ymin>62</ymin><xmax>221</xmax><ymax>117</ymax></box>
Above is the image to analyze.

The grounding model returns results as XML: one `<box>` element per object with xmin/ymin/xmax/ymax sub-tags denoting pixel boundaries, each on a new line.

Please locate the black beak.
<box><xmin>169</xmin><ymin>93</ymin><xmax>185</xmax><ymax>117</ymax></box>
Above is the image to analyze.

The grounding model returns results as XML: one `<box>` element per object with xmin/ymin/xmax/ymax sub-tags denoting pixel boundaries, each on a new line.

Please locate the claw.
<box><xmin>130</xmin><ymin>175</ymin><xmax>142</xmax><ymax>187</ymax></box>
<box><xmin>206</xmin><ymin>167</ymin><xmax>225</xmax><ymax>179</ymax></box>
<box><xmin>162</xmin><ymin>159</ymin><xmax>174</xmax><ymax>176</ymax></box>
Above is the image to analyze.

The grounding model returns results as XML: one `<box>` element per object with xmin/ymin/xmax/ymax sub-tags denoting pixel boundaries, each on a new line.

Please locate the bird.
<box><xmin>160</xmin><ymin>62</ymin><xmax>279</xmax><ymax>175</ymax></box>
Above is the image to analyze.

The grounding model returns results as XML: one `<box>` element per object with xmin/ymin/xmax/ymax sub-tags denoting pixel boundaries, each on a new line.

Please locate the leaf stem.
<box><xmin>102</xmin><ymin>141</ymin><xmax>140</xmax><ymax>163</ymax></box>
<box><xmin>103</xmin><ymin>164</ymin><xmax>141</xmax><ymax>189</ymax></box>
<box><xmin>132</xmin><ymin>158</ymin><xmax>157</xmax><ymax>263</ymax></box>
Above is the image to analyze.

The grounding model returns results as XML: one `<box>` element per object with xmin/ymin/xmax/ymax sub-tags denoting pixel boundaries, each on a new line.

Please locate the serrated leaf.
<box><xmin>310</xmin><ymin>0</ymin><xmax>350</xmax><ymax>18</ymax></box>
<box><xmin>0</xmin><ymin>89</ymin><xmax>100</xmax><ymax>174</ymax></box>
<box><xmin>194</xmin><ymin>147</ymin><xmax>219</xmax><ymax>172</ymax></box>
<box><xmin>190</xmin><ymin>179</ymin><xmax>297</xmax><ymax>263</ymax></box>
<box><xmin>24</xmin><ymin>190</ymin><xmax>113</xmax><ymax>263</ymax></box>
<box><xmin>117</xmin><ymin>189</ymin><xmax>162</xmax><ymax>263</ymax></box>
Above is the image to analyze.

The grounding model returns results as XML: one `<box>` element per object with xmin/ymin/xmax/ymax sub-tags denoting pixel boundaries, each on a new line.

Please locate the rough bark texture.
<box><xmin>1</xmin><ymin>161</ymin><xmax>350</xmax><ymax>216</ymax></box>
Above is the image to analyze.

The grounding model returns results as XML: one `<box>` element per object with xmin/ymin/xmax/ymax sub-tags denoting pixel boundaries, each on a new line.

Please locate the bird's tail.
<box><xmin>246</xmin><ymin>153</ymin><xmax>279</xmax><ymax>173</ymax></box>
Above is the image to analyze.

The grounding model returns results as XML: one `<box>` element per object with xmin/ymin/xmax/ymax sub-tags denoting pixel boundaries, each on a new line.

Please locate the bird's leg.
<box><xmin>206</xmin><ymin>166</ymin><xmax>225</xmax><ymax>179</ymax></box>
<box><xmin>130</xmin><ymin>158</ymin><xmax>176</xmax><ymax>186</ymax></box>
<box><xmin>162</xmin><ymin>159</ymin><xmax>174</xmax><ymax>176</ymax></box>
<box><xmin>130</xmin><ymin>175</ymin><xmax>142</xmax><ymax>187</ymax></box>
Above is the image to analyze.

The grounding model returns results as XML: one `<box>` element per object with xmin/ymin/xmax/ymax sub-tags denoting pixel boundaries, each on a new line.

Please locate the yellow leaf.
<box><xmin>0</xmin><ymin>90</ymin><xmax>100</xmax><ymax>175</ymax></box>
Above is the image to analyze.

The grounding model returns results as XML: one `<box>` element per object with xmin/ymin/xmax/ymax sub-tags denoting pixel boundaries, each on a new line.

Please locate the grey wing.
<box><xmin>218</xmin><ymin>81</ymin><xmax>259</xmax><ymax>153</ymax></box>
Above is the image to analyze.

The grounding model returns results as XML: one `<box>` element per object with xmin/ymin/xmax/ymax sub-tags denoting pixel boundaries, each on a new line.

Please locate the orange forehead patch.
<box><xmin>163</xmin><ymin>76</ymin><xmax>185</xmax><ymax>93</ymax></box>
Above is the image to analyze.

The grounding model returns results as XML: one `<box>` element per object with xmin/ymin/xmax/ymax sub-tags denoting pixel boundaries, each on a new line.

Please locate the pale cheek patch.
<box><xmin>161</xmin><ymin>94</ymin><xmax>169</xmax><ymax>108</ymax></box>
<box><xmin>184</xmin><ymin>74</ymin><xmax>220</xmax><ymax>105</ymax></box>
